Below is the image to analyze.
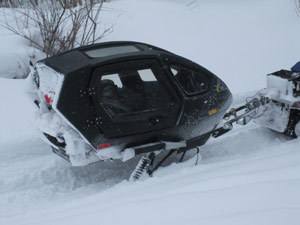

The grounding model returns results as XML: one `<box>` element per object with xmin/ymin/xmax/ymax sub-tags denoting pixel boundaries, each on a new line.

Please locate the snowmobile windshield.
<box><xmin>170</xmin><ymin>65</ymin><xmax>209</xmax><ymax>95</ymax></box>
<box><xmin>84</xmin><ymin>45</ymin><xmax>140</xmax><ymax>58</ymax></box>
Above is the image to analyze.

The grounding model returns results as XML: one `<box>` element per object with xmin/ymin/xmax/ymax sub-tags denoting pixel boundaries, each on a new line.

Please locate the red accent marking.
<box><xmin>44</xmin><ymin>94</ymin><xmax>53</xmax><ymax>104</ymax></box>
<box><xmin>97</xmin><ymin>143</ymin><xmax>111</xmax><ymax>150</ymax></box>
<box><xmin>296</xmin><ymin>103</ymin><xmax>300</xmax><ymax>108</ymax></box>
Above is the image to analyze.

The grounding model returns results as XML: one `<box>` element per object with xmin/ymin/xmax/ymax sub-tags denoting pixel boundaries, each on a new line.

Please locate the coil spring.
<box><xmin>129</xmin><ymin>152</ymin><xmax>155</xmax><ymax>181</ymax></box>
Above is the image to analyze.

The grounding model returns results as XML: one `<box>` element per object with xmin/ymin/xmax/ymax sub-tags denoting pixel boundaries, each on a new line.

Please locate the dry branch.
<box><xmin>1</xmin><ymin>0</ymin><xmax>112</xmax><ymax>57</ymax></box>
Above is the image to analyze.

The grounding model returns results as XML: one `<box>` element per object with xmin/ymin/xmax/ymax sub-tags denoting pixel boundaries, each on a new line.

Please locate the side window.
<box><xmin>170</xmin><ymin>65</ymin><xmax>209</xmax><ymax>94</ymax></box>
<box><xmin>97</xmin><ymin>67</ymin><xmax>171</xmax><ymax>116</ymax></box>
<box><xmin>139</xmin><ymin>69</ymin><xmax>157</xmax><ymax>81</ymax></box>
<box><xmin>101</xmin><ymin>74</ymin><xmax>123</xmax><ymax>88</ymax></box>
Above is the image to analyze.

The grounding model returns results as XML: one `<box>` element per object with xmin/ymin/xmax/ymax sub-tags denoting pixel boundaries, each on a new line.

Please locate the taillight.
<box><xmin>44</xmin><ymin>91</ymin><xmax>55</xmax><ymax>105</ymax></box>
<box><xmin>97</xmin><ymin>143</ymin><xmax>111</xmax><ymax>150</ymax></box>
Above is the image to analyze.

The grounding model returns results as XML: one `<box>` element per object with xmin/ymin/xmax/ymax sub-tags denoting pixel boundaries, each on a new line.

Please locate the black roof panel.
<box><xmin>40</xmin><ymin>41</ymin><xmax>175</xmax><ymax>74</ymax></box>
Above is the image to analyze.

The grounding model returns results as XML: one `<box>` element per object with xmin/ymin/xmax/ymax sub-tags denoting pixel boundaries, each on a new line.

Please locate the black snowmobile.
<box><xmin>25</xmin><ymin>41</ymin><xmax>232</xmax><ymax>178</ymax></box>
<box><xmin>25</xmin><ymin>41</ymin><xmax>300</xmax><ymax>180</ymax></box>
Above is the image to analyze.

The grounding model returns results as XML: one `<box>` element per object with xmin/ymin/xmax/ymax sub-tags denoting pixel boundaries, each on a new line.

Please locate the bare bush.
<box><xmin>1</xmin><ymin>0</ymin><xmax>112</xmax><ymax>57</ymax></box>
<box><xmin>0</xmin><ymin>0</ymin><xmax>109</xmax><ymax>8</ymax></box>
<box><xmin>295</xmin><ymin>0</ymin><xmax>300</xmax><ymax>17</ymax></box>
<box><xmin>0</xmin><ymin>0</ymin><xmax>16</xmax><ymax>7</ymax></box>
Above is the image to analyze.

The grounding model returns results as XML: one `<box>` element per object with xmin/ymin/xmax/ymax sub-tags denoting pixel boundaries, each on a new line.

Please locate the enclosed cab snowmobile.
<box><xmin>25</xmin><ymin>41</ymin><xmax>300</xmax><ymax>180</ymax></box>
<box><xmin>25</xmin><ymin>41</ymin><xmax>232</xmax><ymax>171</ymax></box>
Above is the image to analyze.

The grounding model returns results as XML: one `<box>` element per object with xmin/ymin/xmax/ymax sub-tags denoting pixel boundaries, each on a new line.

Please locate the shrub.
<box><xmin>1</xmin><ymin>0</ymin><xmax>112</xmax><ymax>57</ymax></box>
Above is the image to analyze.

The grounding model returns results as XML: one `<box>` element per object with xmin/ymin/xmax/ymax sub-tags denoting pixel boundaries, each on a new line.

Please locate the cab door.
<box><xmin>90</xmin><ymin>59</ymin><xmax>181</xmax><ymax>138</ymax></box>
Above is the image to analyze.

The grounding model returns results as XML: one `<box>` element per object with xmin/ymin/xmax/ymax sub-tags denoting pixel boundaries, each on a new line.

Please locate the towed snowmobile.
<box><xmin>213</xmin><ymin>61</ymin><xmax>300</xmax><ymax>139</ymax></box>
<box><xmin>25</xmin><ymin>41</ymin><xmax>300</xmax><ymax>180</ymax></box>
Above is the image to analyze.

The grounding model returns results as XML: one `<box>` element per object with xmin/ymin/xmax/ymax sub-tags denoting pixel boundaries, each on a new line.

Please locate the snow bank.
<box><xmin>0</xmin><ymin>78</ymin><xmax>36</xmax><ymax>143</ymax></box>
<box><xmin>1</xmin><ymin>126</ymin><xmax>300</xmax><ymax>225</ymax></box>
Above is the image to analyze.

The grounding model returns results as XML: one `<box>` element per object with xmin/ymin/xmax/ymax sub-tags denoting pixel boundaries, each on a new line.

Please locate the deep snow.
<box><xmin>1</xmin><ymin>0</ymin><xmax>300</xmax><ymax>224</ymax></box>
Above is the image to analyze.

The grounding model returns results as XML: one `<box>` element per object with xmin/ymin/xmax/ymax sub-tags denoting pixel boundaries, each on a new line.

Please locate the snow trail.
<box><xmin>0</xmin><ymin>82</ymin><xmax>297</xmax><ymax>219</ymax></box>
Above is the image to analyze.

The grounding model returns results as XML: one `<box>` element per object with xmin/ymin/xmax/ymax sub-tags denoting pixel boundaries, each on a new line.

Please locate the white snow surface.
<box><xmin>1</xmin><ymin>0</ymin><xmax>300</xmax><ymax>224</ymax></box>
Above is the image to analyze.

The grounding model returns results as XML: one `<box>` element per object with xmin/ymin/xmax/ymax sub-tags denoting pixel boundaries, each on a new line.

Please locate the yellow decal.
<box><xmin>209</xmin><ymin>108</ymin><xmax>218</xmax><ymax>115</ymax></box>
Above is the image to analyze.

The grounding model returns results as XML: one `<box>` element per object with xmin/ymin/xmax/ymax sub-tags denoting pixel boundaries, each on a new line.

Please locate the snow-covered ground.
<box><xmin>1</xmin><ymin>0</ymin><xmax>300</xmax><ymax>224</ymax></box>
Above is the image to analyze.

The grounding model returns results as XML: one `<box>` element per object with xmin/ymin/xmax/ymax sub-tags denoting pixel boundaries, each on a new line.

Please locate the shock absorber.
<box><xmin>129</xmin><ymin>152</ymin><xmax>156</xmax><ymax>181</ymax></box>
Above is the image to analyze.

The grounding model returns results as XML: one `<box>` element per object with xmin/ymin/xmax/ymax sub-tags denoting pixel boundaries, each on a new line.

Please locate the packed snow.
<box><xmin>1</xmin><ymin>0</ymin><xmax>300</xmax><ymax>224</ymax></box>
